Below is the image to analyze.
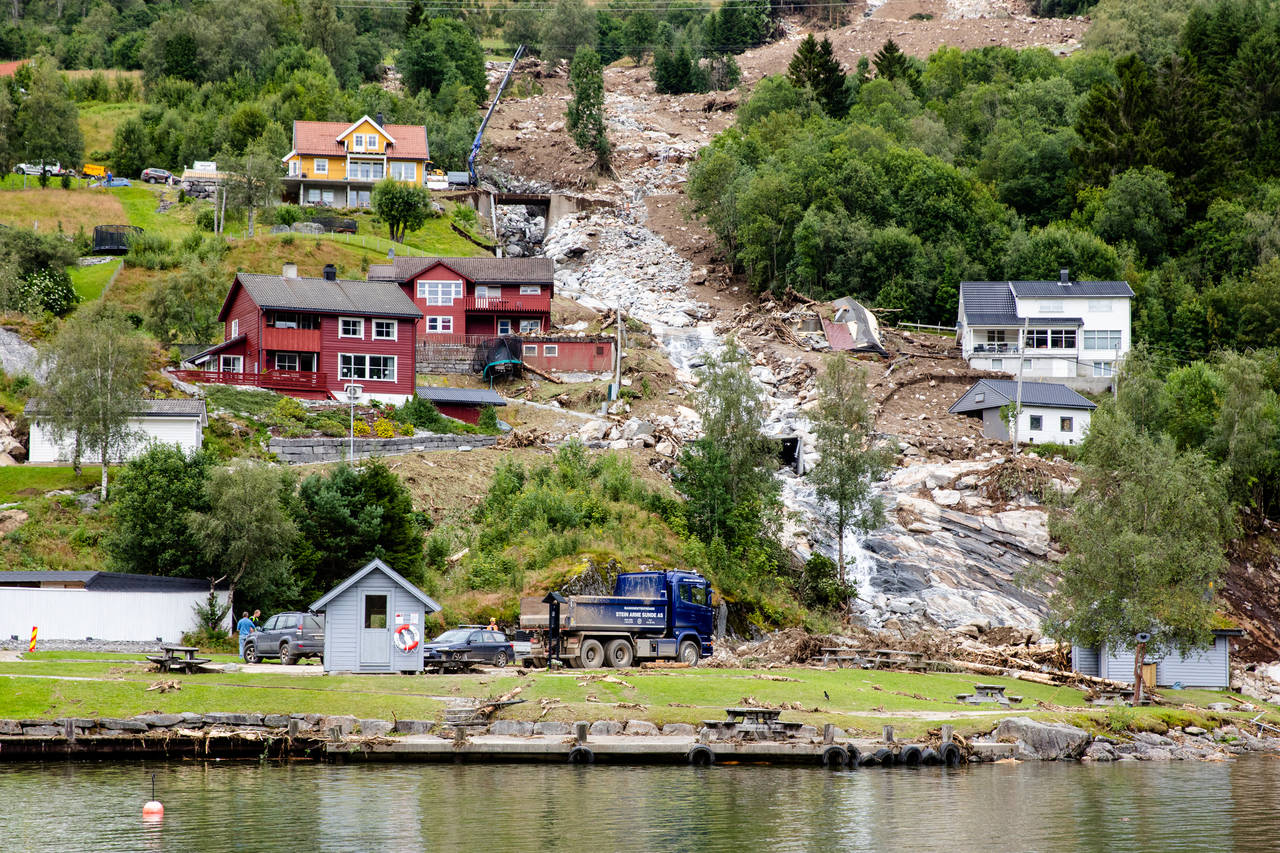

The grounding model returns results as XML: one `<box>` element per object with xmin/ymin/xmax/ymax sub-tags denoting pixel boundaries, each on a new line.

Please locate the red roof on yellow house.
<box><xmin>290</xmin><ymin>117</ymin><xmax>430</xmax><ymax>160</ymax></box>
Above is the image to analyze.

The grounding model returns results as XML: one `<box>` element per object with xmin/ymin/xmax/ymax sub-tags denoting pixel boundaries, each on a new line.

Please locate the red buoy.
<box><xmin>143</xmin><ymin>800</ymin><xmax>164</xmax><ymax>819</ymax></box>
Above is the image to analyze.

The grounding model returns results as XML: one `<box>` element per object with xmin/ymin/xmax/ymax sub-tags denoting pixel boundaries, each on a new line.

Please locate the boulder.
<box><xmin>993</xmin><ymin>717</ymin><xmax>1091</xmax><ymax>760</ymax></box>
<box><xmin>624</xmin><ymin>720</ymin><xmax>659</xmax><ymax>736</ymax></box>
<box><xmin>533</xmin><ymin>721</ymin><xmax>570</xmax><ymax>736</ymax></box>
<box><xmin>1084</xmin><ymin>742</ymin><xmax>1116</xmax><ymax>761</ymax></box>
<box><xmin>357</xmin><ymin>719</ymin><xmax>393</xmax><ymax>737</ymax></box>
<box><xmin>589</xmin><ymin>720</ymin><xmax>623</xmax><ymax>736</ymax></box>
<box><xmin>488</xmin><ymin>720</ymin><xmax>533</xmax><ymax>737</ymax></box>
<box><xmin>392</xmin><ymin>719</ymin><xmax>434</xmax><ymax>735</ymax></box>
<box><xmin>661</xmin><ymin>723</ymin><xmax>696</xmax><ymax>737</ymax></box>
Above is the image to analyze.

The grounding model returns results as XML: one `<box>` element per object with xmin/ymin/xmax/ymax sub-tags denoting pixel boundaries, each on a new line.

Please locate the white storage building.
<box><xmin>1072</xmin><ymin>630</ymin><xmax>1244</xmax><ymax>689</ymax></box>
<box><xmin>24</xmin><ymin>399</ymin><xmax>207</xmax><ymax>464</ymax></box>
<box><xmin>0</xmin><ymin>571</ymin><xmax>228</xmax><ymax>643</ymax></box>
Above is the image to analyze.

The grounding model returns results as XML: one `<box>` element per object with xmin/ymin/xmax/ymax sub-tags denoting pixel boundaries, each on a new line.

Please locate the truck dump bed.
<box><xmin>519</xmin><ymin>596</ymin><xmax>667</xmax><ymax>632</ymax></box>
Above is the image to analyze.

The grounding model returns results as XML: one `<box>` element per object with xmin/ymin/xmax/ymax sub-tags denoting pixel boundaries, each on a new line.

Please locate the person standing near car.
<box><xmin>236</xmin><ymin>611</ymin><xmax>256</xmax><ymax>658</ymax></box>
<box><xmin>252</xmin><ymin>609</ymin><xmax>262</xmax><ymax>627</ymax></box>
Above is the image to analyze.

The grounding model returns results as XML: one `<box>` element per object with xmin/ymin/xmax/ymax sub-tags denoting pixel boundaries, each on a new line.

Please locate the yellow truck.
<box><xmin>81</xmin><ymin>164</ymin><xmax>107</xmax><ymax>180</ymax></box>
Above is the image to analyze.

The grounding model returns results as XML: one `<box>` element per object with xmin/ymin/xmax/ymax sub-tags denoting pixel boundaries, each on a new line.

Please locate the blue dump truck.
<box><xmin>519</xmin><ymin>570</ymin><xmax>714</xmax><ymax>668</ymax></box>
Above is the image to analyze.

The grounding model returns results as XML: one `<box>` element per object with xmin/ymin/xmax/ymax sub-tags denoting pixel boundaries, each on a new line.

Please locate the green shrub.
<box><xmin>196</xmin><ymin>208</ymin><xmax>216</xmax><ymax>231</ymax></box>
<box><xmin>315</xmin><ymin>417</ymin><xmax>347</xmax><ymax>437</ymax></box>
<box><xmin>400</xmin><ymin>422</ymin><xmax>415</xmax><ymax>436</ymax></box>
<box><xmin>60</xmin><ymin>173</ymin><xmax>72</xmax><ymax>190</ymax></box>
<box><xmin>275</xmin><ymin>204</ymin><xmax>303</xmax><ymax>227</ymax></box>
<box><xmin>272</xmin><ymin>396</ymin><xmax>307</xmax><ymax>421</ymax></box>
<box><xmin>6</xmin><ymin>268</ymin><xmax>78</xmax><ymax>316</ymax></box>
<box><xmin>477</xmin><ymin>405</ymin><xmax>499</xmax><ymax>432</ymax></box>
<box><xmin>124</xmin><ymin>232</ymin><xmax>179</xmax><ymax>269</ymax></box>
<box><xmin>281</xmin><ymin>233</ymin><xmax>295</xmax><ymax>246</ymax></box>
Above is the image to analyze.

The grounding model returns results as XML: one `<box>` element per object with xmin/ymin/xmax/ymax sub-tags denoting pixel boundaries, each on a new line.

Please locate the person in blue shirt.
<box><xmin>236</xmin><ymin>611</ymin><xmax>256</xmax><ymax>659</ymax></box>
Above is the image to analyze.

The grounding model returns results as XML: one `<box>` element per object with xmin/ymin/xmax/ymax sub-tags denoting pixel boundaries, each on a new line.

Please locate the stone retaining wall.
<box><xmin>268</xmin><ymin>433</ymin><xmax>496</xmax><ymax>464</ymax></box>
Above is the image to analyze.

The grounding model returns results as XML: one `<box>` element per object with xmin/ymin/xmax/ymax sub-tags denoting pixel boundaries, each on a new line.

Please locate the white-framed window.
<box><xmin>1092</xmin><ymin>361</ymin><xmax>1116</xmax><ymax>377</ymax></box>
<box><xmin>520</xmin><ymin>285</ymin><xmax>542</xmax><ymax>295</ymax></box>
<box><xmin>974</xmin><ymin>392</ymin><xmax>985</xmax><ymax>403</ymax></box>
<box><xmin>1029</xmin><ymin>414</ymin><xmax>1043</xmax><ymax>431</ymax></box>
<box><xmin>1025</xmin><ymin>329</ymin><xmax>1048</xmax><ymax>349</ymax></box>
<box><xmin>349</xmin><ymin>160</ymin><xmax>384</xmax><ymax>181</ymax></box>
<box><xmin>1088</xmin><ymin>299</ymin><xmax>1112</xmax><ymax>312</ymax></box>
<box><xmin>307</xmin><ymin>188</ymin><xmax>321</xmax><ymax>202</ymax></box>
<box><xmin>353</xmin><ymin>134</ymin><xmax>364</xmax><ymax>151</ymax></box>
<box><xmin>389</xmin><ymin>161</ymin><xmax>415</xmax><ymax>181</ymax></box>
<box><xmin>1083</xmin><ymin>330</ymin><xmax>1123</xmax><ymax>350</ymax></box>
<box><xmin>990</xmin><ymin>359</ymin><xmax>1003</xmax><ymax>370</ymax></box>
<box><xmin>425</xmin><ymin>316</ymin><xmax>454</xmax><ymax>333</ymax></box>
<box><xmin>1023</xmin><ymin>359</ymin><xmax>1032</xmax><ymax>370</ymax></box>
<box><xmin>1040</xmin><ymin>300</ymin><xmax>1063</xmax><ymax>314</ymax></box>
<box><xmin>289</xmin><ymin>160</ymin><xmax>299</xmax><ymax>176</ymax></box>
<box><xmin>340</xmin><ymin>354</ymin><xmax>396</xmax><ymax>382</ymax></box>
<box><xmin>476</xmin><ymin>285</ymin><xmax>501</xmax><ymax>299</ymax></box>
<box><xmin>519</xmin><ymin>319</ymin><xmax>541</xmax><ymax>333</ymax></box>
<box><xmin>372</xmin><ymin>319</ymin><xmax>397</xmax><ymax>340</ymax></box>
<box><xmin>220</xmin><ymin>355</ymin><xmax>242</xmax><ymax>373</ymax></box>
<box><xmin>230</xmin><ymin>319</ymin><xmax>239</xmax><ymax>338</ymax></box>
<box><xmin>544</xmin><ymin>344</ymin><xmax>558</xmax><ymax>357</ymax></box>
<box><xmin>275</xmin><ymin>353</ymin><xmax>298</xmax><ymax>371</ymax></box>
<box><xmin>417</xmin><ymin>279</ymin><xmax>464</xmax><ymax>305</ymax></box>
<box><xmin>497</xmin><ymin>319</ymin><xmax>512</xmax><ymax>335</ymax></box>
<box><xmin>1060</xmin><ymin>416</ymin><xmax>1074</xmax><ymax>432</ymax></box>
<box><xmin>321</xmin><ymin>189</ymin><xmax>334</xmax><ymax>205</ymax></box>
<box><xmin>339</xmin><ymin>317</ymin><xmax>364</xmax><ymax>338</ymax></box>
<box><xmin>314</xmin><ymin>158</ymin><xmax>328</xmax><ymax>175</ymax></box>
<box><xmin>985</xmin><ymin>330</ymin><xmax>1006</xmax><ymax>343</ymax></box>
<box><xmin>523</xmin><ymin>344</ymin><xmax>537</xmax><ymax>356</ymax></box>
<box><xmin>1049</xmin><ymin>329</ymin><xmax>1076</xmax><ymax>349</ymax></box>
<box><xmin>365</xmin><ymin>135</ymin><xmax>379</xmax><ymax>151</ymax></box>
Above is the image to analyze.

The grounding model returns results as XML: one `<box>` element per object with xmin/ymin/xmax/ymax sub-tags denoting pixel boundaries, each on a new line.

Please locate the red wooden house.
<box><xmin>367</xmin><ymin>256</ymin><xmax>554</xmax><ymax>341</ymax></box>
<box><xmin>181</xmin><ymin>264</ymin><xmax>421</xmax><ymax>403</ymax></box>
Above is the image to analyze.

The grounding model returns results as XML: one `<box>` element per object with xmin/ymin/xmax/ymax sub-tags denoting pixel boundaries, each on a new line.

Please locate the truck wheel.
<box><xmin>605</xmin><ymin>639</ymin><xmax>634</xmax><ymax>668</ymax></box>
<box><xmin>580</xmin><ymin>639</ymin><xmax>604</xmax><ymax>669</ymax></box>
<box><xmin>280</xmin><ymin>643</ymin><xmax>297</xmax><ymax>666</ymax></box>
<box><xmin>679</xmin><ymin>641</ymin><xmax>700</xmax><ymax>666</ymax></box>
<box><xmin>492</xmin><ymin>650</ymin><xmax>508</xmax><ymax>668</ymax></box>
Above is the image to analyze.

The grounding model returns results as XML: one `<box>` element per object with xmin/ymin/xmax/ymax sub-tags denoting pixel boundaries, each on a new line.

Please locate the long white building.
<box><xmin>957</xmin><ymin>270</ymin><xmax>1133</xmax><ymax>392</ymax></box>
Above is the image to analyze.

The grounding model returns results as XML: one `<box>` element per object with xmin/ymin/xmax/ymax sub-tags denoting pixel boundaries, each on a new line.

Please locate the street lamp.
<box><xmin>345</xmin><ymin>383</ymin><xmax>363</xmax><ymax>462</ymax></box>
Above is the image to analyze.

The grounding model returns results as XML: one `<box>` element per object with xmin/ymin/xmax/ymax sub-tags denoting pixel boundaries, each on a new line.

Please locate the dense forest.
<box><xmin>689</xmin><ymin>0</ymin><xmax>1280</xmax><ymax>362</ymax></box>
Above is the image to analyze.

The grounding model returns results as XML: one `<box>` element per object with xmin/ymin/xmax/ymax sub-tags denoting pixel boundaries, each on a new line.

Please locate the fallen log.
<box><xmin>522</xmin><ymin>361</ymin><xmax>562</xmax><ymax>383</ymax></box>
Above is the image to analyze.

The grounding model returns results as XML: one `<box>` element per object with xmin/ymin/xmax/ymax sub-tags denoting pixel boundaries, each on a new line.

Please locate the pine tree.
<box><xmin>871</xmin><ymin>38</ymin><xmax>920</xmax><ymax>95</ymax></box>
<box><xmin>566</xmin><ymin>46</ymin><xmax>611</xmax><ymax>173</ymax></box>
<box><xmin>404</xmin><ymin>0</ymin><xmax>426</xmax><ymax>34</ymax></box>
<box><xmin>787</xmin><ymin>34</ymin><xmax>848</xmax><ymax>118</ymax></box>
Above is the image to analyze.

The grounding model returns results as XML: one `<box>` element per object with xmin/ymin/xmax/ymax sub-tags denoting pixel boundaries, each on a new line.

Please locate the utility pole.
<box><xmin>1011</xmin><ymin>317</ymin><xmax>1027</xmax><ymax>455</ymax></box>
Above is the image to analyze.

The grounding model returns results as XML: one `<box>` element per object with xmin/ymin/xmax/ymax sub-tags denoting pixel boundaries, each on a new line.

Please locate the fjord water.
<box><xmin>5</xmin><ymin>758</ymin><xmax>1280</xmax><ymax>852</ymax></box>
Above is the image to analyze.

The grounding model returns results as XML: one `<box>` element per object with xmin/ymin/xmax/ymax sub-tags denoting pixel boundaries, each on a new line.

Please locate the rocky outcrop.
<box><xmin>991</xmin><ymin>717</ymin><xmax>1091</xmax><ymax>760</ymax></box>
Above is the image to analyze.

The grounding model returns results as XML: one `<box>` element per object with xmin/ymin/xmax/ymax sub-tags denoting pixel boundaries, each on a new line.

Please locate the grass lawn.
<box><xmin>68</xmin><ymin>258</ymin><xmax>121</xmax><ymax>301</ymax></box>
<box><xmin>0</xmin><ymin>466</ymin><xmax>112</xmax><ymax>503</ymax></box>
<box><xmin>77</xmin><ymin>101</ymin><xmax>143</xmax><ymax>160</ymax></box>
<box><xmin>0</xmin><ymin>184</ymin><xmax>126</xmax><ymax>234</ymax></box>
<box><xmin>115</xmin><ymin>185</ymin><xmax>189</xmax><ymax>238</ymax></box>
<box><xmin>0</xmin><ymin>653</ymin><xmax>1270</xmax><ymax>741</ymax></box>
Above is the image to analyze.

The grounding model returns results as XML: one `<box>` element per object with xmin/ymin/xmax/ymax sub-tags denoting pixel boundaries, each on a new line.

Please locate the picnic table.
<box><xmin>820</xmin><ymin>647</ymin><xmax>870</xmax><ymax>669</ymax></box>
<box><xmin>1090</xmin><ymin>687</ymin><xmax>1136</xmax><ymax>706</ymax></box>
<box><xmin>145</xmin><ymin>644</ymin><xmax>211</xmax><ymax>674</ymax></box>
<box><xmin>702</xmin><ymin>707</ymin><xmax>805</xmax><ymax>741</ymax></box>
<box><xmin>863</xmin><ymin>649</ymin><xmax>927</xmax><ymax>671</ymax></box>
<box><xmin>956</xmin><ymin>683</ymin><xmax>1024</xmax><ymax>706</ymax></box>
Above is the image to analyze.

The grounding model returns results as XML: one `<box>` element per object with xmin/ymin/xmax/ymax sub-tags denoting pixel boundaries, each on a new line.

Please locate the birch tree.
<box><xmin>810</xmin><ymin>355</ymin><xmax>889</xmax><ymax>576</ymax></box>
<box><xmin>35</xmin><ymin>305</ymin><xmax>151</xmax><ymax>499</ymax></box>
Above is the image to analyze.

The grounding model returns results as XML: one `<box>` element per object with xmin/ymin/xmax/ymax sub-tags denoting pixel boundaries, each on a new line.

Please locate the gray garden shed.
<box><xmin>1072</xmin><ymin>629</ymin><xmax>1244</xmax><ymax>689</ymax></box>
<box><xmin>310</xmin><ymin>558</ymin><xmax>441</xmax><ymax>674</ymax></box>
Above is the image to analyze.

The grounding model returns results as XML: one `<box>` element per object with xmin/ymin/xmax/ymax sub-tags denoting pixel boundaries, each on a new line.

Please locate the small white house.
<box><xmin>24</xmin><ymin>399</ymin><xmax>207</xmax><ymax>464</ymax></box>
<box><xmin>0</xmin><ymin>571</ymin><xmax>228</xmax><ymax>643</ymax></box>
<box><xmin>948</xmin><ymin>379</ymin><xmax>1096</xmax><ymax>445</ymax></box>
<box><xmin>1072</xmin><ymin>630</ymin><xmax>1243</xmax><ymax>689</ymax></box>
<box><xmin>956</xmin><ymin>270</ymin><xmax>1133</xmax><ymax>392</ymax></box>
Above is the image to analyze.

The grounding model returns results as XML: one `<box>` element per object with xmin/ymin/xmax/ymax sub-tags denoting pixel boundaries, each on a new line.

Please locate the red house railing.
<box><xmin>171</xmin><ymin>369</ymin><xmax>325</xmax><ymax>391</ymax></box>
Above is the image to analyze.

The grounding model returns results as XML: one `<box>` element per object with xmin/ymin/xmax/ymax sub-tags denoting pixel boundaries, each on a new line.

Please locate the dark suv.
<box><xmin>244</xmin><ymin>612</ymin><xmax>325</xmax><ymax>664</ymax></box>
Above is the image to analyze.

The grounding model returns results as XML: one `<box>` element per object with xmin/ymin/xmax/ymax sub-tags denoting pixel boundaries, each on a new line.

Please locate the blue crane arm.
<box><xmin>468</xmin><ymin>44</ymin><xmax>526</xmax><ymax>186</ymax></box>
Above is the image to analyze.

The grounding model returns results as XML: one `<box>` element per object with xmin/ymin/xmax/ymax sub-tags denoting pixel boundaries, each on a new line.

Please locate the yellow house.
<box><xmin>281</xmin><ymin>114</ymin><xmax>432</xmax><ymax>208</ymax></box>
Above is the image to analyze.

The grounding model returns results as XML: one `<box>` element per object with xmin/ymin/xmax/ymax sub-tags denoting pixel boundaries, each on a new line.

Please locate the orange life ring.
<box><xmin>394</xmin><ymin>624</ymin><xmax>420</xmax><ymax>652</ymax></box>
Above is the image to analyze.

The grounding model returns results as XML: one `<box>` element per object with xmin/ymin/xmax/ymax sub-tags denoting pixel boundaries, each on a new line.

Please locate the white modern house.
<box><xmin>24</xmin><ymin>399</ymin><xmax>207</xmax><ymax>463</ymax></box>
<box><xmin>948</xmin><ymin>378</ymin><xmax>1097</xmax><ymax>445</ymax></box>
<box><xmin>0</xmin><ymin>571</ymin><xmax>227</xmax><ymax>643</ymax></box>
<box><xmin>957</xmin><ymin>270</ymin><xmax>1133</xmax><ymax>392</ymax></box>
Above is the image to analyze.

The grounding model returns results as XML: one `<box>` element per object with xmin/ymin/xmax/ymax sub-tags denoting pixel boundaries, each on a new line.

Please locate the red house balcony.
<box><xmin>262</xmin><ymin>327</ymin><xmax>323</xmax><ymax>352</ymax></box>
<box><xmin>458</xmin><ymin>295</ymin><xmax>551</xmax><ymax>313</ymax></box>
<box><xmin>171</xmin><ymin>369</ymin><xmax>325</xmax><ymax>392</ymax></box>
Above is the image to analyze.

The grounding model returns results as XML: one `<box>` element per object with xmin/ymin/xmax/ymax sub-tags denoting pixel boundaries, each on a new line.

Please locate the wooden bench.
<box><xmin>820</xmin><ymin>648</ymin><xmax>870</xmax><ymax>669</ymax></box>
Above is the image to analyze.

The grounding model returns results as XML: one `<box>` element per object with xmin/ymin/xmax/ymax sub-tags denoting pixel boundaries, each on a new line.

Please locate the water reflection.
<box><xmin>4</xmin><ymin>758</ymin><xmax>1280</xmax><ymax>852</ymax></box>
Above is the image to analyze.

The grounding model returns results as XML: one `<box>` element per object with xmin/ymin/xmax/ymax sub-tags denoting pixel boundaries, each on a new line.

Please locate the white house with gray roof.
<box><xmin>24</xmin><ymin>399</ymin><xmax>207</xmax><ymax>464</ymax></box>
<box><xmin>949</xmin><ymin>379</ymin><xmax>1097</xmax><ymax>445</ymax></box>
<box><xmin>957</xmin><ymin>270</ymin><xmax>1133</xmax><ymax>391</ymax></box>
